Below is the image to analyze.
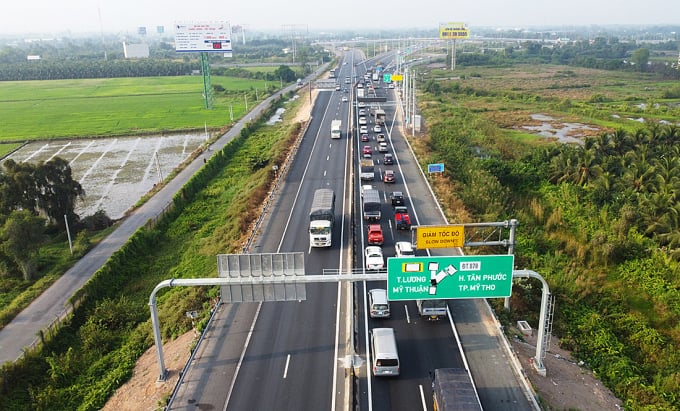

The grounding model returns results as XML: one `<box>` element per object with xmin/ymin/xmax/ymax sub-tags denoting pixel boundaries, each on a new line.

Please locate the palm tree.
<box><xmin>575</xmin><ymin>148</ymin><xmax>603</xmax><ymax>187</ymax></box>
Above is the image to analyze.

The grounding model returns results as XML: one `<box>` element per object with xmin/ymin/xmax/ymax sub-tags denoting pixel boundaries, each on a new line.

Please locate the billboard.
<box><xmin>175</xmin><ymin>21</ymin><xmax>233</xmax><ymax>54</ymax></box>
<box><xmin>439</xmin><ymin>22</ymin><xmax>470</xmax><ymax>39</ymax></box>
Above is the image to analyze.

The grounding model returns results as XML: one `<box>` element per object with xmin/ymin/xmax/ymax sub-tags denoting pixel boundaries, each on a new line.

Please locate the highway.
<box><xmin>169</xmin><ymin>50</ymin><xmax>357</xmax><ymax>410</ymax></box>
<box><xmin>169</xmin><ymin>48</ymin><xmax>536</xmax><ymax>411</ymax></box>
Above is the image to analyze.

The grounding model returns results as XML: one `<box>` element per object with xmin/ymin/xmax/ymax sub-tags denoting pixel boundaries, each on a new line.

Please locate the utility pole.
<box><xmin>282</xmin><ymin>24</ymin><xmax>308</xmax><ymax>64</ymax></box>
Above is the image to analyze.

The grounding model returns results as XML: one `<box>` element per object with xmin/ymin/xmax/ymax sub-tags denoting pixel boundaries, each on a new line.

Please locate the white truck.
<box><xmin>330</xmin><ymin>120</ymin><xmax>342</xmax><ymax>139</ymax></box>
<box><xmin>417</xmin><ymin>299</ymin><xmax>448</xmax><ymax>321</ymax></box>
<box><xmin>360</xmin><ymin>159</ymin><xmax>375</xmax><ymax>181</ymax></box>
<box><xmin>309</xmin><ymin>189</ymin><xmax>335</xmax><ymax>247</ymax></box>
<box><xmin>375</xmin><ymin>109</ymin><xmax>386</xmax><ymax>126</ymax></box>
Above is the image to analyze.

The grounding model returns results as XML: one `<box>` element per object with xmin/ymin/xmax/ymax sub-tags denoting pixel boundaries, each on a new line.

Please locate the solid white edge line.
<box><xmin>223</xmin><ymin>302</ymin><xmax>263</xmax><ymax>411</ymax></box>
<box><xmin>332</xmin><ymin>280</ymin><xmax>342</xmax><ymax>411</ymax></box>
<box><xmin>363</xmin><ymin>280</ymin><xmax>373</xmax><ymax>411</ymax></box>
<box><xmin>419</xmin><ymin>384</ymin><xmax>427</xmax><ymax>411</ymax></box>
<box><xmin>283</xmin><ymin>353</ymin><xmax>291</xmax><ymax>379</ymax></box>
<box><xmin>405</xmin><ymin>304</ymin><xmax>411</xmax><ymax>324</ymax></box>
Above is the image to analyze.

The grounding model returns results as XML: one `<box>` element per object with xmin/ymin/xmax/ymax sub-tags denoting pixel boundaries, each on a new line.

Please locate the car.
<box><xmin>395</xmin><ymin>241</ymin><xmax>415</xmax><ymax>257</ymax></box>
<box><xmin>378</xmin><ymin>142</ymin><xmax>389</xmax><ymax>153</ymax></box>
<box><xmin>335</xmin><ymin>84</ymin><xmax>341</xmax><ymax>91</ymax></box>
<box><xmin>388</xmin><ymin>83</ymin><xmax>395</xmax><ymax>89</ymax></box>
<box><xmin>383</xmin><ymin>169</ymin><xmax>396</xmax><ymax>183</ymax></box>
<box><xmin>358</xmin><ymin>109</ymin><xmax>366</xmax><ymax>116</ymax></box>
<box><xmin>343</xmin><ymin>61</ymin><xmax>348</xmax><ymax>65</ymax></box>
<box><xmin>373</xmin><ymin>125</ymin><xmax>382</xmax><ymax>133</ymax></box>
<box><xmin>368</xmin><ymin>289</ymin><xmax>391</xmax><ymax>318</ymax></box>
<box><xmin>358</xmin><ymin>102</ymin><xmax>366</xmax><ymax>109</ymax></box>
<box><xmin>359</xmin><ymin>116</ymin><xmax>367</xmax><ymax>125</ymax></box>
<box><xmin>342</xmin><ymin>96</ymin><xmax>348</xmax><ymax>102</ymax></box>
<box><xmin>360</xmin><ymin>125</ymin><xmax>368</xmax><ymax>134</ymax></box>
<box><xmin>364</xmin><ymin>246</ymin><xmax>385</xmax><ymax>270</ymax></box>
<box><xmin>367</xmin><ymin>224</ymin><xmax>384</xmax><ymax>245</ymax></box>
<box><xmin>376</xmin><ymin>133</ymin><xmax>386</xmax><ymax>142</ymax></box>
<box><xmin>383</xmin><ymin>153</ymin><xmax>394</xmax><ymax>165</ymax></box>
<box><xmin>363</xmin><ymin>145</ymin><xmax>372</xmax><ymax>158</ymax></box>
<box><xmin>390</xmin><ymin>191</ymin><xmax>404</xmax><ymax>206</ymax></box>
<box><xmin>361</xmin><ymin>133</ymin><xmax>370</xmax><ymax>142</ymax></box>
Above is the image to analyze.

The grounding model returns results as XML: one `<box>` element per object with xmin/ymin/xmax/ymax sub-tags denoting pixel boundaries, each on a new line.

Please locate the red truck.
<box><xmin>367</xmin><ymin>224</ymin><xmax>384</xmax><ymax>245</ymax></box>
<box><xmin>394</xmin><ymin>206</ymin><xmax>411</xmax><ymax>230</ymax></box>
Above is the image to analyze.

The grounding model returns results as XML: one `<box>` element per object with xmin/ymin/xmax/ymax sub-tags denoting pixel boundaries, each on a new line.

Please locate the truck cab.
<box><xmin>394</xmin><ymin>206</ymin><xmax>411</xmax><ymax>230</ymax></box>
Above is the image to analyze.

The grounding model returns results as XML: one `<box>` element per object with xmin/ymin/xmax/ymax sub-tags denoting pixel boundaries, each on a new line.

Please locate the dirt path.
<box><xmin>509</xmin><ymin>330</ymin><xmax>622</xmax><ymax>410</ymax></box>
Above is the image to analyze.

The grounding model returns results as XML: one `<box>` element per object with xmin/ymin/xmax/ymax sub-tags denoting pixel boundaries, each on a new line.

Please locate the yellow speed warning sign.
<box><xmin>416</xmin><ymin>225</ymin><xmax>464</xmax><ymax>249</ymax></box>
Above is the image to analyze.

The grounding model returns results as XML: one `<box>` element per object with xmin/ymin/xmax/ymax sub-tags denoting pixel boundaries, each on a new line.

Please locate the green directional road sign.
<box><xmin>387</xmin><ymin>255</ymin><xmax>514</xmax><ymax>301</ymax></box>
<box><xmin>383</xmin><ymin>73</ymin><xmax>392</xmax><ymax>83</ymax></box>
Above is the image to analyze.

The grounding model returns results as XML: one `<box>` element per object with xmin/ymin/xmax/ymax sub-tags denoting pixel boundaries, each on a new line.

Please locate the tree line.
<box><xmin>0</xmin><ymin>158</ymin><xmax>85</xmax><ymax>280</ymax></box>
<box><xmin>451</xmin><ymin>37</ymin><xmax>680</xmax><ymax>78</ymax></box>
<box><xmin>421</xmin><ymin>98</ymin><xmax>680</xmax><ymax>408</ymax></box>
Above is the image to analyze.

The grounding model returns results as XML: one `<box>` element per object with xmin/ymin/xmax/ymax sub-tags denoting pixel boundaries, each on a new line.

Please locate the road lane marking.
<box><xmin>405</xmin><ymin>305</ymin><xmax>411</xmax><ymax>324</ymax></box>
<box><xmin>419</xmin><ymin>384</ymin><xmax>427</xmax><ymax>410</ymax></box>
<box><xmin>283</xmin><ymin>354</ymin><xmax>291</xmax><ymax>378</ymax></box>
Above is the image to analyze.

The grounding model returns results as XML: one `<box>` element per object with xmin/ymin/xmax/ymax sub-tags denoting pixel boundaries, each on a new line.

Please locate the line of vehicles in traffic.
<box><xmin>312</xmin><ymin>62</ymin><xmax>478</xmax><ymax>409</ymax></box>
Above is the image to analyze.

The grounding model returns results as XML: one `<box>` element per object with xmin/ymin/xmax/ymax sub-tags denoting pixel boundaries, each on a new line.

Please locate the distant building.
<box><xmin>123</xmin><ymin>42</ymin><xmax>149</xmax><ymax>59</ymax></box>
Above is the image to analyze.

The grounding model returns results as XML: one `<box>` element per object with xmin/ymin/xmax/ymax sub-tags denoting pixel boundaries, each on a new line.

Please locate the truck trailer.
<box><xmin>417</xmin><ymin>299</ymin><xmax>447</xmax><ymax>321</ymax></box>
<box><xmin>331</xmin><ymin>119</ymin><xmax>342</xmax><ymax>139</ymax></box>
<box><xmin>362</xmin><ymin>188</ymin><xmax>381</xmax><ymax>221</ymax></box>
<box><xmin>375</xmin><ymin>109</ymin><xmax>386</xmax><ymax>126</ymax></box>
<box><xmin>360</xmin><ymin>159</ymin><xmax>375</xmax><ymax>181</ymax></box>
<box><xmin>432</xmin><ymin>368</ymin><xmax>482</xmax><ymax>411</ymax></box>
<box><xmin>309</xmin><ymin>189</ymin><xmax>335</xmax><ymax>247</ymax></box>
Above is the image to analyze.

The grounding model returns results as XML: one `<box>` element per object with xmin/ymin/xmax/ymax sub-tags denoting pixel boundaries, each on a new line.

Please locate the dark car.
<box><xmin>390</xmin><ymin>191</ymin><xmax>405</xmax><ymax>206</ymax></box>
<box><xmin>383</xmin><ymin>153</ymin><xmax>394</xmax><ymax>165</ymax></box>
<box><xmin>383</xmin><ymin>169</ymin><xmax>396</xmax><ymax>183</ymax></box>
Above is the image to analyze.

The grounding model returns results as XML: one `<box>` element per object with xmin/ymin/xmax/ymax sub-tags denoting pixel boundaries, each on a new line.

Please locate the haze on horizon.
<box><xmin>2</xmin><ymin>0</ymin><xmax>679</xmax><ymax>36</ymax></box>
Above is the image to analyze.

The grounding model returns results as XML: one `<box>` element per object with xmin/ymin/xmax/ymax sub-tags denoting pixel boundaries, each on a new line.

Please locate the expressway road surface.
<box><xmin>169</xmin><ymin>53</ymin><xmax>357</xmax><ymax>410</ymax></box>
<box><xmin>168</xmin><ymin>49</ymin><xmax>538</xmax><ymax>411</ymax></box>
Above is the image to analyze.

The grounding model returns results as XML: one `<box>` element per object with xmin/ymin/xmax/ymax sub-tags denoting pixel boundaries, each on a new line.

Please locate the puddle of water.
<box><xmin>266</xmin><ymin>108</ymin><xmax>286</xmax><ymax>125</ymax></box>
<box><xmin>522</xmin><ymin>113</ymin><xmax>600</xmax><ymax>145</ymax></box>
<box><xmin>4</xmin><ymin>134</ymin><xmax>206</xmax><ymax>220</ymax></box>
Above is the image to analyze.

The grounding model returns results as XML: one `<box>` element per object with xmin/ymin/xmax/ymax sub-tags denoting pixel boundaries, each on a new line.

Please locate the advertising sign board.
<box><xmin>439</xmin><ymin>22</ymin><xmax>470</xmax><ymax>39</ymax></box>
<box><xmin>175</xmin><ymin>21</ymin><xmax>233</xmax><ymax>54</ymax></box>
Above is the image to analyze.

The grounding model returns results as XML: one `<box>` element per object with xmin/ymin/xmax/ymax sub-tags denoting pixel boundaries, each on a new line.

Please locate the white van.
<box><xmin>371</xmin><ymin>328</ymin><xmax>400</xmax><ymax>376</ymax></box>
<box><xmin>368</xmin><ymin>289</ymin><xmax>390</xmax><ymax>318</ymax></box>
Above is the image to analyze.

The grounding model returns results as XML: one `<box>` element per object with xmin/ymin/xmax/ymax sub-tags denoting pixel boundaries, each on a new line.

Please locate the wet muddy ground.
<box><xmin>5</xmin><ymin>134</ymin><xmax>208</xmax><ymax>220</ymax></box>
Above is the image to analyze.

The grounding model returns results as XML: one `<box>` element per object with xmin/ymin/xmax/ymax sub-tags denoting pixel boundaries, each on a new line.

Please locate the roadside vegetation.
<box><xmin>0</xmin><ymin>86</ymin><xmax>306</xmax><ymax>409</ymax></box>
<box><xmin>412</xmin><ymin>43</ymin><xmax>680</xmax><ymax>408</ymax></box>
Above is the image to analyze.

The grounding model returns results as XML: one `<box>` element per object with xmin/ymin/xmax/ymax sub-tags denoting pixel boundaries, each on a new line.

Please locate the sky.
<box><xmin>1</xmin><ymin>0</ymin><xmax>679</xmax><ymax>36</ymax></box>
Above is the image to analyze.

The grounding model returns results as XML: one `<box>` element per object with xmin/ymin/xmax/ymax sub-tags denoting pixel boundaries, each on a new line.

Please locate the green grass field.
<box><xmin>0</xmin><ymin>75</ymin><xmax>273</xmax><ymax>142</ymax></box>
